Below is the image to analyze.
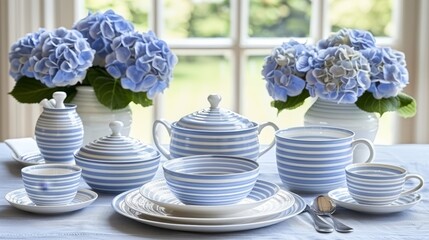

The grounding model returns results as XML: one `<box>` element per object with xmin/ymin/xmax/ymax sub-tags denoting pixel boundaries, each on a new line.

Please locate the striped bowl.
<box><xmin>21</xmin><ymin>164</ymin><xmax>81</xmax><ymax>206</ymax></box>
<box><xmin>35</xmin><ymin>104</ymin><xmax>83</xmax><ymax>164</ymax></box>
<box><xmin>75</xmin><ymin>121</ymin><xmax>161</xmax><ymax>193</ymax></box>
<box><xmin>163</xmin><ymin>155</ymin><xmax>259</xmax><ymax>206</ymax></box>
<box><xmin>276</xmin><ymin>126</ymin><xmax>374</xmax><ymax>193</ymax></box>
<box><xmin>345</xmin><ymin>163</ymin><xmax>424</xmax><ymax>205</ymax></box>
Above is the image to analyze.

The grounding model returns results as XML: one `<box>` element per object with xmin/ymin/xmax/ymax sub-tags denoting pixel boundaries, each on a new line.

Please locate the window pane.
<box><xmin>163</xmin><ymin>0</ymin><xmax>230</xmax><ymax>39</ymax></box>
<box><xmin>160</xmin><ymin>55</ymin><xmax>233</xmax><ymax>142</ymax></box>
<box><xmin>85</xmin><ymin>0</ymin><xmax>149</xmax><ymax>31</ymax></box>
<box><xmin>129</xmin><ymin>104</ymin><xmax>154</xmax><ymax>143</ymax></box>
<box><xmin>249</xmin><ymin>0</ymin><xmax>311</xmax><ymax>38</ymax></box>
<box><xmin>329</xmin><ymin>0</ymin><xmax>393</xmax><ymax>36</ymax></box>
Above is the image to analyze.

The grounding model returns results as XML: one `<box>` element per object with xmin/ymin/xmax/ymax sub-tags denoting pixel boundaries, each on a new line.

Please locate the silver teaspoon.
<box><xmin>303</xmin><ymin>205</ymin><xmax>334</xmax><ymax>233</ymax></box>
<box><xmin>312</xmin><ymin>195</ymin><xmax>353</xmax><ymax>233</ymax></box>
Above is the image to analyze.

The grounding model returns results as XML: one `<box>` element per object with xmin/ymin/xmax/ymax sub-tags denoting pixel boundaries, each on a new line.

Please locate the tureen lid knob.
<box><xmin>208</xmin><ymin>94</ymin><xmax>222</xmax><ymax>109</ymax></box>
<box><xmin>109</xmin><ymin>121</ymin><xmax>124</xmax><ymax>136</ymax></box>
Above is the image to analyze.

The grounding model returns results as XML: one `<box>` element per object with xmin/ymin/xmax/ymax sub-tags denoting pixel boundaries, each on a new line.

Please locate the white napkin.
<box><xmin>4</xmin><ymin>138</ymin><xmax>40</xmax><ymax>159</ymax></box>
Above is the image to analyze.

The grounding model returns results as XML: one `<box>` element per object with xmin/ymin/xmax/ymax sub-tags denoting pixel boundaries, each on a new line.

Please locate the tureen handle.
<box><xmin>153</xmin><ymin>119</ymin><xmax>172</xmax><ymax>159</ymax></box>
<box><xmin>208</xmin><ymin>94</ymin><xmax>222</xmax><ymax>109</ymax></box>
<box><xmin>258</xmin><ymin>122</ymin><xmax>279</xmax><ymax>157</ymax></box>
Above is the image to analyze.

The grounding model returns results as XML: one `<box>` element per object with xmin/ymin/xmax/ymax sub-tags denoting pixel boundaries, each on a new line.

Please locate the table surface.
<box><xmin>0</xmin><ymin>143</ymin><xmax>428</xmax><ymax>240</ymax></box>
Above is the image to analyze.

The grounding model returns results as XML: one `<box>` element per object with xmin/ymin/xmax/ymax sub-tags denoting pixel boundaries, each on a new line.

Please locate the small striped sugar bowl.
<box><xmin>75</xmin><ymin>121</ymin><xmax>160</xmax><ymax>193</ymax></box>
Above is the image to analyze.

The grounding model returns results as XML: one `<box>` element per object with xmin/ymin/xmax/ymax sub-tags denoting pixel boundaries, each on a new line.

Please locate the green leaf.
<box><xmin>397</xmin><ymin>93</ymin><xmax>417</xmax><ymax>118</ymax></box>
<box><xmin>9</xmin><ymin>77</ymin><xmax>76</xmax><ymax>103</ymax></box>
<box><xmin>355</xmin><ymin>91</ymin><xmax>416</xmax><ymax>118</ymax></box>
<box><xmin>86</xmin><ymin>67</ymin><xmax>132</xmax><ymax>110</ymax></box>
<box><xmin>271</xmin><ymin>90</ymin><xmax>310</xmax><ymax>115</ymax></box>
<box><xmin>130</xmin><ymin>92</ymin><xmax>153</xmax><ymax>107</ymax></box>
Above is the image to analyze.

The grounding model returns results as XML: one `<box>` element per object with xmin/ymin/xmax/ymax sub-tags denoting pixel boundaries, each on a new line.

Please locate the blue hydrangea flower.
<box><xmin>361</xmin><ymin>47</ymin><xmax>409</xmax><ymax>99</ymax></box>
<box><xmin>9</xmin><ymin>28</ymin><xmax>46</xmax><ymax>80</ymax></box>
<box><xmin>318</xmin><ymin>29</ymin><xmax>376</xmax><ymax>51</ymax></box>
<box><xmin>73</xmin><ymin>10</ymin><xmax>134</xmax><ymax>66</ymax></box>
<box><xmin>105</xmin><ymin>31</ymin><xmax>178</xmax><ymax>99</ymax></box>
<box><xmin>28</xmin><ymin>27</ymin><xmax>95</xmax><ymax>87</ymax></box>
<box><xmin>262</xmin><ymin>40</ymin><xmax>316</xmax><ymax>102</ymax></box>
<box><xmin>306</xmin><ymin>45</ymin><xmax>371</xmax><ymax>103</ymax></box>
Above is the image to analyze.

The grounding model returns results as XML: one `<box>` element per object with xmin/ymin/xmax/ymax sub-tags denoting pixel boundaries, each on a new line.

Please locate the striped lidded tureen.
<box><xmin>153</xmin><ymin>94</ymin><xmax>279</xmax><ymax>160</ymax></box>
<box><xmin>75</xmin><ymin>121</ymin><xmax>160</xmax><ymax>193</ymax></box>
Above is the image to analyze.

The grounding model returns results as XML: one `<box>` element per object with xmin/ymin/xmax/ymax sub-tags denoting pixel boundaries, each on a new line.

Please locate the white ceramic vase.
<box><xmin>304</xmin><ymin>98</ymin><xmax>379</xmax><ymax>162</ymax></box>
<box><xmin>71</xmin><ymin>86</ymin><xmax>132</xmax><ymax>145</ymax></box>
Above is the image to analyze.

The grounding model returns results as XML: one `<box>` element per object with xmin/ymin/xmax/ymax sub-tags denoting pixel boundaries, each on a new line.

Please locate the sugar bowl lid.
<box><xmin>75</xmin><ymin>121</ymin><xmax>159</xmax><ymax>161</ymax></box>
<box><xmin>175</xmin><ymin>94</ymin><xmax>254</xmax><ymax>131</ymax></box>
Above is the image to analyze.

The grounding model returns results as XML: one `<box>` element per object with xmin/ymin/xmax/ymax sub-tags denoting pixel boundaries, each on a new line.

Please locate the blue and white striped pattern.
<box><xmin>169</xmin><ymin>122</ymin><xmax>262</xmax><ymax>160</ymax></box>
<box><xmin>139</xmin><ymin>179</ymin><xmax>279</xmax><ymax>216</ymax></box>
<box><xmin>153</xmin><ymin>95</ymin><xmax>278</xmax><ymax>160</ymax></box>
<box><xmin>75</xmin><ymin>121</ymin><xmax>161</xmax><ymax>193</ymax></box>
<box><xmin>345</xmin><ymin>163</ymin><xmax>419</xmax><ymax>205</ymax></box>
<box><xmin>112</xmin><ymin>189</ymin><xmax>306</xmax><ymax>233</ymax></box>
<box><xmin>5</xmin><ymin>188</ymin><xmax>98</xmax><ymax>214</ymax></box>
<box><xmin>126</xmin><ymin>182</ymin><xmax>289</xmax><ymax>225</ymax></box>
<box><xmin>21</xmin><ymin>164</ymin><xmax>81</xmax><ymax>206</ymax></box>
<box><xmin>163</xmin><ymin>155</ymin><xmax>259</xmax><ymax>206</ymax></box>
<box><xmin>328</xmin><ymin>187</ymin><xmax>422</xmax><ymax>214</ymax></box>
<box><xmin>75</xmin><ymin>134</ymin><xmax>159</xmax><ymax>162</ymax></box>
<box><xmin>176</xmin><ymin>94</ymin><xmax>254</xmax><ymax>131</ymax></box>
<box><xmin>276</xmin><ymin>126</ymin><xmax>357</xmax><ymax>193</ymax></box>
<box><xmin>35</xmin><ymin>104</ymin><xmax>83</xmax><ymax>164</ymax></box>
<box><xmin>75</xmin><ymin>155</ymin><xmax>160</xmax><ymax>193</ymax></box>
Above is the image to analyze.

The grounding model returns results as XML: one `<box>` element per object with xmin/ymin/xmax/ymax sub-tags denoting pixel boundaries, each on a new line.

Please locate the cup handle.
<box><xmin>400</xmin><ymin>174</ymin><xmax>424</xmax><ymax>196</ymax></box>
<box><xmin>258</xmin><ymin>122</ymin><xmax>279</xmax><ymax>158</ymax></box>
<box><xmin>152</xmin><ymin>119</ymin><xmax>172</xmax><ymax>159</ymax></box>
<box><xmin>351</xmin><ymin>139</ymin><xmax>375</xmax><ymax>163</ymax></box>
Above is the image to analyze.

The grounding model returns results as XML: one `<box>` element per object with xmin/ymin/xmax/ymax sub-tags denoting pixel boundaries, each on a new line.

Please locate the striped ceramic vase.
<box><xmin>304</xmin><ymin>98</ymin><xmax>379</xmax><ymax>163</ymax></box>
<box><xmin>35</xmin><ymin>104</ymin><xmax>83</xmax><ymax>164</ymax></box>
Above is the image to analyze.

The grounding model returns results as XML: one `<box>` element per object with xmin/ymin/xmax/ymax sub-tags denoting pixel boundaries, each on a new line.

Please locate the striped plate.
<box><xmin>15</xmin><ymin>152</ymin><xmax>45</xmax><ymax>166</ymax></box>
<box><xmin>5</xmin><ymin>188</ymin><xmax>98</xmax><ymax>214</ymax></box>
<box><xmin>139</xmin><ymin>179</ymin><xmax>280</xmax><ymax>217</ymax></box>
<box><xmin>328</xmin><ymin>188</ymin><xmax>422</xmax><ymax>214</ymax></box>
<box><xmin>112</xmin><ymin>189</ymin><xmax>305</xmax><ymax>233</ymax></box>
<box><xmin>126</xmin><ymin>187</ymin><xmax>293</xmax><ymax>224</ymax></box>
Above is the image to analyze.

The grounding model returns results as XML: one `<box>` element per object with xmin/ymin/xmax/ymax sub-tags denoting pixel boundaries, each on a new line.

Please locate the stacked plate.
<box><xmin>112</xmin><ymin>178</ymin><xmax>306</xmax><ymax>233</ymax></box>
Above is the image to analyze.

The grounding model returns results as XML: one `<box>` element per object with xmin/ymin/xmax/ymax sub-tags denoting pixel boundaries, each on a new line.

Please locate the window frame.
<box><xmin>78</xmin><ymin>0</ymin><xmax>399</xmax><ymax>144</ymax></box>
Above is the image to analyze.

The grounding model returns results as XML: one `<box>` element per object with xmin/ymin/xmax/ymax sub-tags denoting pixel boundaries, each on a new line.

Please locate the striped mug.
<box><xmin>276</xmin><ymin>126</ymin><xmax>375</xmax><ymax>193</ymax></box>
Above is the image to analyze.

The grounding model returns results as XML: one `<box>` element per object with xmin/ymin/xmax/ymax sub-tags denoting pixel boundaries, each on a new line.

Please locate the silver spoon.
<box><xmin>312</xmin><ymin>195</ymin><xmax>354</xmax><ymax>233</ymax></box>
<box><xmin>303</xmin><ymin>204</ymin><xmax>334</xmax><ymax>233</ymax></box>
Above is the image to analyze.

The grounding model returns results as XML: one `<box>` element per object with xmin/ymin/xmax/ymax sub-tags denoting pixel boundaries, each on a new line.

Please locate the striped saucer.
<box><xmin>328</xmin><ymin>188</ymin><xmax>422</xmax><ymax>214</ymax></box>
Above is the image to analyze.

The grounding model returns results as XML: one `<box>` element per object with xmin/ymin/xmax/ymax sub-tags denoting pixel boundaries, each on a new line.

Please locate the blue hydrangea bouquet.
<box><xmin>262</xmin><ymin>29</ymin><xmax>416</xmax><ymax>117</ymax></box>
<box><xmin>9</xmin><ymin>10</ymin><xmax>177</xmax><ymax>110</ymax></box>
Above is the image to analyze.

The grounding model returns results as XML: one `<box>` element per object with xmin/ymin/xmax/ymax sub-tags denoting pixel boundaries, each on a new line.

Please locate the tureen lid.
<box><xmin>175</xmin><ymin>94</ymin><xmax>254</xmax><ymax>131</ymax></box>
<box><xmin>75</xmin><ymin>121</ymin><xmax>159</xmax><ymax>161</ymax></box>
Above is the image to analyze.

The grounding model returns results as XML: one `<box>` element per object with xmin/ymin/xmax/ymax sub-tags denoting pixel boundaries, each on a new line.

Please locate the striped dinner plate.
<box><xmin>125</xmin><ymin>187</ymin><xmax>294</xmax><ymax>224</ymax></box>
<box><xmin>139</xmin><ymin>179</ymin><xmax>281</xmax><ymax>217</ymax></box>
<box><xmin>112</xmin><ymin>189</ymin><xmax>305</xmax><ymax>233</ymax></box>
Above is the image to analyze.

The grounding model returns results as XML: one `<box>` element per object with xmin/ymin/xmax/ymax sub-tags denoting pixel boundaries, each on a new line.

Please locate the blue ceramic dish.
<box><xmin>163</xmin><ymin>155</ymin><xmax>259</xmax><ymax>206</ymax></box>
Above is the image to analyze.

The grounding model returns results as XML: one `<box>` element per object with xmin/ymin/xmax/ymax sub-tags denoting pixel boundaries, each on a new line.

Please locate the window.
<box><xmin>84</xmin><ymin>0</ymin><xmax>394</xmax><ymax>144</ymax></box>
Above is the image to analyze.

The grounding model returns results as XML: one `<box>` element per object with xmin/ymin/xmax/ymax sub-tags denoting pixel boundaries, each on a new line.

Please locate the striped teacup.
<box><xmin>276</xmin><ymin>126</ymin><xmax>375</xmax><ymax>193</ymax></box>
<box><xmin>346</xmin><ymin>163</ymin><xmax>424</xmax><ymax>205</ymax></box>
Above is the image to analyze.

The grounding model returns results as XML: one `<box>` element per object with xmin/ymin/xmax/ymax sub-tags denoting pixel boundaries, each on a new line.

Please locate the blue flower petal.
<box><xmin>115</xmin><ymin>47</ymin><xmax>131</xmax><ymax>63</ymax></box>
<box><xmin>125</xmin><ymin>65</ymin><xmax>143</xmax><ymax>82</ymax></box>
